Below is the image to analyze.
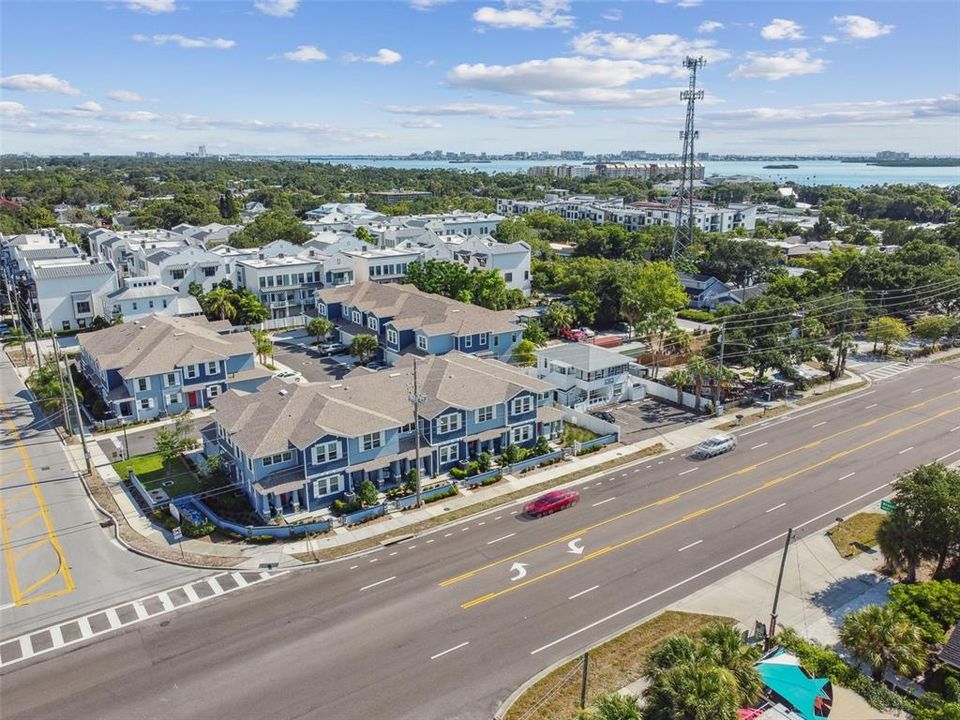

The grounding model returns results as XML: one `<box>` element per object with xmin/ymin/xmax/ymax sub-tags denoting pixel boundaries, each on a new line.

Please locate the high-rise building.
<box><xmin>198</xmin><ymin>145</ymin><xmax>208</xmax><ymax>157</ymax></box>
<box><xmin>876</xmin><ymin>150</ymin><xmax>909</xmax><ymax>160</ymax></box>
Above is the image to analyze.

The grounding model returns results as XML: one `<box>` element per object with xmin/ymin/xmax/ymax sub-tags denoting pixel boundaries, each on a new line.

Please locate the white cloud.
<box><xmin>761</xmin><ymin>18</ymin><xmax>805</xmax><ymax>41</ymax></box>
<box><xmin>398</xmin><ymin>118</ymin><xmax>443</xmax><ymax>129</ymax></box>
<box><xmin>473</xmin><ymin>0</ymin><xmax>574</xmax><ymax>30</ymax></box>
<box><xmin>254</xmin><ymin>0</ymin><xmax>298</xmax><ymax>17</ymax></box>
<box><xmin>74</xmin><ymin>101</ymin><xmax>103</xmax><ymax>113</ymax></box>
<box><xmin>571</xmin><ymin>31</ymin><xmax>730</xmax><ymax>63</ymax></box>
<box><xmin>132</xmin><ymin>33</ymin><xmax>235</xmax><ymax>49</ymax></box>
<box><xmin>124</xmin><ymin>0</ymin><xmax>176</xmax><ymax>12</ymax></box>
<box><xmin>344</xmin><ymin>48</ymin><xmax>403</xmax><ymax>65</ymax></box>
<box><xmin>282</xmin><ymin>45</ymin><xmax>327</xmax><ymax>62</ymax></box>
<box><xmin>0</xmin><ymin>73</ymin><xmax>80</xmax><ymax>95</ymax></box>
<box><xmin>602</xmin><ymin>8</ymin><xmax>622</xmax><ymax>21</ymax></box>
<box><xmin>107</xmin><ymin>89</ymin><xmax>143</xmax><ymax>102</ymax></box>
<box><xmin>0</xmin><ymin>101</ymin><xmax>29</xmax><ymax>117</ymax></box>
<box><xmin>526</xmin><ymin>87</ymin><xmax>682</xmax><ymax>107</ymax></box>
<box><xmin>697</xmin><ymin>21</ymin><xmax>724</xmax><ymax>35</ymax></box>
<box><xmin>832</xmin><ymin>15</ymin><xmax>894</xmax><ymax>40</ymax></box>
<box><xmin>409</xmin><ymin>0</ymin><xmax>449</xmax><ymax>8</ymax></box>
<box><xmin>729</xmin><ymin>49</ymin><xmax>826</xmax><ymax>81</ymax></box>
<box><xmin>821</xmin><ymin>35</ymin><xmax>838</xmax><ymax>44</ymax></box>
<box><xmin>677</xmin><ymin>0</ymin><xmax>701</xmax><ymax>6</ymax></box>
<box><xmin>384</xmin><ymin>102</ymin><xmax>574</xmax><ymax>119</ymax></box>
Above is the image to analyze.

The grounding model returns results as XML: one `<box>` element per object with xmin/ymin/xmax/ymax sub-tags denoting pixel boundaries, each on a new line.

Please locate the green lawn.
<box><xmin>562</xmin><ymin>423</ymin><xmax>599</xmax><ymax>447</ymax></box>
<box><xmin>827</xmin><ymin>512</ymin><xmax>885</xmax><ymax>558</ymax></box>
<box><xmin>113</xmin><ymin>452</ymin><xmax>199</xmax><ymax>499</ymax></box>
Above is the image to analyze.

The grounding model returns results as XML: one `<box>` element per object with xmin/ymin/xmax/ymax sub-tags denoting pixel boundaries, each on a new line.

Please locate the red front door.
<box><xmin>187</xmin><ymin>391</ymin><xmax>199</xmax><ymax>409</ymax></box>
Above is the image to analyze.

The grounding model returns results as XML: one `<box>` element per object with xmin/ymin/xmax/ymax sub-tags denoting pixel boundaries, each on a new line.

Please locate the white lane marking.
<box><xmin>530</xmin><ymin>481</ymin><xmax>896</xmax><ymax>657</ymax></box>
<box><xmin>461</xmin><ymin>527</ymin><xmax>469</xmax><ymax>532</ymax></box>
<box><xmin>910</xmin><ymin>388</ymin><xmax>924</xmax><ymax>394</ymax></box>
<box><xmin>0</xmin><ymin>603</ymin><xmax>15</xmax><ymax>612</ymax></box>
<box><xmin>426</xmin><ymin>539</ymin><xmax>435</xmax><ymax>544</ymax></box>
<box><xmin>76</xmin><ymin>616</ymin><xmax>92</xmax><ymax>639</ymax></box>
<box><xmin>646</xmin><ymin>465</ymin><xmax>652</xmax><ymax>469</ymax></box>
<box><xmin>657</xmin><ymin>461</ymin><xmax>664</xmax><ymax>465</ymax></box>
<box><xmin>812</xmin><ymin>421</ymin><xmax>827</xmax><ymax>428</ymax></box>
<box><xmin>207</xmin><ymin>578</ymin><xmax>225</xmax><ymax>596</ymax></box>
<box><xmin>510</xmin><ymin>510</ymin><xmax>519</xmax><ymax>515</ymax></box>
<box><xmin>444</xmin><ymin>533</ymin><xmax>453</xmax><ymax>538</ymax></box>
<box><xmin>950</xmin><ymin>426</ymin><xmax>960</xmax><ymax>433</ymax></box>
<box><xmin>865</xmin><ymin>403</ymin><xmax>878</xmax><ymax>409</ymax></box>
<box><xmin>751</xmin><ymin>442</ymin><xmax>768</xmax><ymax>450</ymax></box>
<box><xmin>938</xmin><ymin>448</ymin><xmax>960</xmax><ymax>462</ymax></box>
<box><xmin>477</xmin><ymin>522</ymin><xmax>486</xmax><ymax>527</ymax></box>
<box><xmin>739</xmin><ymin>389</ymin><xmax>877</xmax><ymax>437</ymax></box>
<box><xmin>349</xmin><ymin>565</ymin><xmax>359</xmax><ymax>570</ymax></box>
<box><xmin>48</xmin><ymin>625</ymin><xmax>64</xmax><ymax>649</ymax></box>
<box><xmin>592</xmin><ymin>497</ymin><xmax>616</xmax><ymax>508</ymax></box>
<box><xmin>838</xmin><ymin>472</ymin><xmax>856</xmax><ymax>481</ymax></box>
<box><xmin>430</xmin><ymin>641</ymin><xmax>470</xmax><ymax>661</ymax></box>
<box><xmin>494</xmin><ymin>516</ymin><xmax>503</xmax><ymax>521</ymax></box>
<box><xmin>596</xmin><ymin>481</ymin><xmax>603</xmax><ymax>485</ymax></box>
<box><xmin>678</xmin><ymin>468</ymin><xmax>698</xmax><ymax>476</ymax></box>
<box><xmin>898</xmin><ymin>446</ymin><xmax>914</xmax><ymax>455</ymax></box>
<box><xmin>182</xmin><ymin>585</ymin><xmax>200</xmax><ymax>603</ymax></box>
<box><xmin>677</xmin><ymin>539</ymin><xmax>703</xmax><ymax>553</ymax></box>
<box><xmin>104</xmin><ymin>608</ymin><xmax>122</xmax><ymax>628</ymax></box>
<box><xmin>487</xmin><ymin>533</ymin><xmax>516</xmax><ymax>545</ymax></box>
<box><xmin>766</xmin><ymin>503</ymin><xmax>786</xmax><ymax>513</ymax></box>
<box><xmin>369</xmin><ymin>558</ymin><xmax>379</xmax><ymax>563</ymax></box>
<box><xmin>633</xmin><ymin>469</ymin><xmax>641</xmax><ymax>474</ymax></box>
<box><xmin>389</xmin><ymin>551</ymin><xmax>398</xmax><ymax>557</ymax></box>
<box><xmin>360</xmin><ymin>576</ymin><xmax>397</xmax><ymax>592</ymax></box>
<box><xmin>568</xmin><ymin>585</ymin><xmax>600</xmax><ymax>601</ymax></box>
<box><xmin>407</xmin><ymin>546</ymin><xmax>416</xmax><ymax>550</ymax></box>
<box><xmin>953</xmin><ymin>375</ymin><xmax>960</xmax><ymax>380</ymax></box>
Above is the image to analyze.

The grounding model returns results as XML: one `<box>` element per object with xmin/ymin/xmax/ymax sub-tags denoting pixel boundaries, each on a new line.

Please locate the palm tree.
<box><xmin>644</xmin><ymin>633</ymin><xmax>716</xmax><ymax>679</ymax></box>
<box><xmin>700</xmin><ymin>622</ymin><xmax>763</xmax><ymax>706</ymax></box>
<box><xmin>542</xmin><ymin>302</ymin><xmax>575</xmax><ymax>337</ymax></box>
<box><xmin>642</xmin><ymin>660</ymin><xmax>739</xmax><ymax>720</ymax></box>
<box><xmin>832</xmin><ymin>332</ymin><xmax>855</xmax><ymax>377</ymax></box>
<box><xmin>591</xmin><ymin>692</ymin><xmax>640</xmax><ymax>720</ymax></box>
<box><xmin>876</xmin><ymin>510</ymin><xmax>924</xmax><ymax>583</ymax></box>
<box><xmin>686</xmin><ymin>355</ymin><xmax>711</xmax><ymax>412</ymax></box>
<box><xmin>307</xmin><ymin>317</ymin><xmax>333</xmax><ymax>347</ymax></box>
<box><xmin>667</xmin><ymin>328</ymin><xmax>692</xmax><ymax>358</ymax></box>
<box><xmin>664</xmin><ymin>368</ymin><xmax>692</xmax><ymax>405</ymax></box>
<box><xmin>349</xmin><ymin>334</ymin><xmax>379</xmax><ymax>364</ymax></box>
<box><xmin>840</xmin><ymin>605</ymin><xmax>928</xmax><ymax>682</ymax></box>
<box><xmin>203</xmin><ymin>287</ymin><xmax>237</xmax><ymax>321</ymax></box>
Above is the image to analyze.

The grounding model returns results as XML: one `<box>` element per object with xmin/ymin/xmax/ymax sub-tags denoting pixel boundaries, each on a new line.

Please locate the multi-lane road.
<box><xmin>2</xmin><ymin>360</ymin><xmax>958</xmax><ymax>720</ymax></box>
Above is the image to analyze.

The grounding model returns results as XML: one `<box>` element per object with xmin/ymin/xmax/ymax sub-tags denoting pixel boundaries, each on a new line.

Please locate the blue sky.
<box><xmin>1</xmin><ymin>0</ymin><xmax>958</xmax><ymax>156</ymax></box>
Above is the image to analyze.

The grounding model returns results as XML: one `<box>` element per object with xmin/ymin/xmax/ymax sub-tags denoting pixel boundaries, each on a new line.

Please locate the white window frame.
<box><xmin>137</xmin><ymin>377</ymin><xmax>150</xmax><ymax>392</ymax></box>
<box><xmin>313</xmin><ymin>474</ymin><xmax>342</xmax><ymax>497</ymax></box>
<box><xmin>436</xmin><ymin>412</ymin><xmax>461</xmax><ymax>435</ymax></box>
<box><xmin>139</xmin><ymin>398</ymin><xmax>154</xmax><ymax>411</ymax></box>
<box><xmin>463</xmin><ymin>335</ymin><xmax>473</xmax><ymax>349</ymax></box>
<box><xmin>386</xmin><ymin>328</ymin><xmax>399</xmax><ymax>345</ymax></box>
<box><xmin>164</xmin><ymin>372</ymin><xmax>178</xmax><ymax>388</ymax></box>
<box><xmin>416</xmin><ymin>334</ymin><xmax>428</xmax><ymax>351</ymax></box>
<box><xmin>167</xmin><ymin>392</ymin><xmax>182</xmax><ymax>405</ymax></box>
<box><xmin>185</xmin><ymin>364</ymin><xmax>198</xmax><ymax>380</ymax></box>
<box><xmin>206</xmin><ymin>361</ymin><xmax>219</xmax><ymax>375</ymax></box>
<box><xmin>479</xmin><ymin>332</ymin><xmax>488</xmax><ymax>346</ymax></box>
<box><xmin>475</xmin><ymin>405</ymin><xmax>494</xmax><ymax>424</ymax></box>
<box><xmin>262</xmin><ymin>450</ymin><xmax>293</xmax><ymax>467</ymax></box>
<box><xmin>312</xmin><ymin>441</ymin><xmax>341</xmax><ymax>465</ymax></box>
<box><xmin>511</xmin><ymin>395</ymin><xmax>534</xmax><ymax>415</ymax></box>
<box><xmin>367</xmin><ymin>316</ymin><xmax>379</xmax><ymax>331</ymax></box>
<box><xmin>361</xmin><ymin>432</ymin><xmax>383</xmax><ymax>452</ymax></box>
<box><xmin>206</xmin><ymin>385</ymin><xmax>221</xmax><ymax>399</ymax></box>
<box><xmin>351</xmin><ymin>310</ymin><xmax>361</xmax><ymax>324</ymax></box>
<box><xmin>511</xmin><ymin>424</ymin><xmax>533</xmax><ymax>444</ymax></box>
<box><xmin>439</xmin><ymin>443</ymin><xmax>459</xmax><ymax>464</ymax></box>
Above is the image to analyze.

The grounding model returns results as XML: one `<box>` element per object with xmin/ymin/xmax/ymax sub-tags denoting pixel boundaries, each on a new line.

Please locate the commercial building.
<box><xmin>208</xmin><ymin>352</ymin><xmax>563</xmax><ymax>518</ymax></box>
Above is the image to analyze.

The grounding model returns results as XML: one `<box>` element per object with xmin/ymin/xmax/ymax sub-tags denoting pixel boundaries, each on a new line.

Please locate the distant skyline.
<box><xmin>1</xmin><ymin>0</ymin><xmax>958</xmax><ymax>156</ymax></box>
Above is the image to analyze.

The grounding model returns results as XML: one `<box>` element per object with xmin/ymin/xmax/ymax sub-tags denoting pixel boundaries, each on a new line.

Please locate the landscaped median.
<box><xmin>499</xmin><ymin>611</ymin><xmax>731</xmax><ymax>720</ymax></box>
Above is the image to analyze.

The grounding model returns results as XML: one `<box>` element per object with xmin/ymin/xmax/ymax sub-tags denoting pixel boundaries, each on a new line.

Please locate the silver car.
<box><xmin>692</xmin><ymin>434</ymin><xmax>737</xmax><ymax>459</ymax></box>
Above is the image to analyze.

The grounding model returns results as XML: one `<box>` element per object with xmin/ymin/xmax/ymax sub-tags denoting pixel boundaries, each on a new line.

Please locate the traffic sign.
<box><xmin>880</xmin><ymin>500</ymin><xmax>896</xmax><ymax>512</ymax></box>
<box><xmin>172</xmin><ymin>527</ymin><xmax>183</xmax><ymax>541</ymax></box>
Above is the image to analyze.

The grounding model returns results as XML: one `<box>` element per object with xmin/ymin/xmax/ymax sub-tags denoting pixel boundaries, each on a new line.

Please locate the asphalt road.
<box><xmin>0</xmin><ymin>353</ymin><xmax>203</xmax><ymax>642</ymax></box>
<box><xmin>3</xmin><ymin>361</ymin><xmax>959</xmax><ymax>720</ymax></box>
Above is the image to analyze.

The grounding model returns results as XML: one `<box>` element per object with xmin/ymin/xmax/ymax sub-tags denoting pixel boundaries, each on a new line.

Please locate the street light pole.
<box><xmin>63</xmin><ymin>349</ymin><xmax>92</xmax><ymax>474</ymax></box>
<box><xmin>409</xmin><ymin>359</ymin><xmax>427</xmax><ymax>508</ymax></box>
<box><xmin>715</xmin><ymin>319</ymin><xmax>726</xmax><ymax>417</ymax></box>
<box><xmin>51</xmin><ymin>333</ymin><xmax>73</xmax><ymax>436</ymax></box>
<box><xmin>766</xmin><ymin>527</ymin><xmax>794</xmax><ymax>649</ymax></box>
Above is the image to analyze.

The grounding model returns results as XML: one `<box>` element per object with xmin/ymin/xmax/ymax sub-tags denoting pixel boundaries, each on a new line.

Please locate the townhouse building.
<box><xmin>209</xmin><ymin>351</ymin><xmax>563</xmax><ymax>518</ymax></box>
<box><xmin>78</xmin><ymin>314</ymin><xmax>270</xmax><ymax>422</ymax></box>
<box><xmin>18</xmin><ymin>258</ymin><xmax>119</xmax><ymax>331</ymax></box>
<box><xmin>534</xmin><ymin>344</ymin><xmax>640</xmax><ymax>408</ymax></box>
<box><xmin>234</xmin><ymin>241</ymin><xmax>324</xmax><ymax>319</ymax></box>
<box><xmin>316</xmin><ymin>282</ymin><xmax>524</xmax><ymax>365</ymax></box>
<box><xmin>133</xmin><ymin>245</ymin><xmax>228</xmax><ymax>296</ymax></box>
<box><xmin>103</xmin><ymin>277</ymin><xmax>202</xmax><ymax>322</ymax></box>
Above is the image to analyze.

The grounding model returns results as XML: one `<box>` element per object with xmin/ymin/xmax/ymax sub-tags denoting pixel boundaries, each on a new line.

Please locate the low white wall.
<box><xmin>639</xmin><ymin>377</ymin><xmax>710</xmax><ymax>411</ymax></box>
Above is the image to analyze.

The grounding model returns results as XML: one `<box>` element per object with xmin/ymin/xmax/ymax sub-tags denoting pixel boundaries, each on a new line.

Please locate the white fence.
<box><xmin>556</xmin><ymin>406</ymin><xmax>620</xmax><ymax>439</ymax></box>
<box><xmin>257</xmin><ymin>315</ymin><xmax>307</xmax><ymax>332</ymax></box>
<box><xmin>638</xmin><ymin>377</ymin><xmax>711</xmax><ymax>412</ymax></box>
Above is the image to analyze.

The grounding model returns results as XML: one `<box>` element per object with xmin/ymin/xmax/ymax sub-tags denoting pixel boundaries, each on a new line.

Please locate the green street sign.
<box><xmin>880</xmin><ymin>500</ymin><xmax>896</xmax><ymax>512</ymax></box>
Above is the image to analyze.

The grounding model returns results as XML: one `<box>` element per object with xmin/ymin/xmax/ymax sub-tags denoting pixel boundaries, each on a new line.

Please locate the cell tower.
<box><xmin>672</xmin><ymin>56</ymin><xmax>705</xmax><ymax>261</ymax></box>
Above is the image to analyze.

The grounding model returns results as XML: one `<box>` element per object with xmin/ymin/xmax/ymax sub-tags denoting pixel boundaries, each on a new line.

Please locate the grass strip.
<box><xmin>827</xmin><ymin>512</ymin><xmax>884</xmax><ymax>558</ymax></box>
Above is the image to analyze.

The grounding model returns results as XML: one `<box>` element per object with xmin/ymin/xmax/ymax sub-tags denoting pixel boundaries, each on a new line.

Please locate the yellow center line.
<box><xmin>0</xmin><ymin>400</ymin><xmax>75</xmax><ymax>606</ymax></box>
<box><xmin>460</xmin><ymin>405</ymin><xmax>958</xmax><ymax>609</ymax></box>
<box><xmin>440</xmin><ymin>389</ymin><xmax>960</xmax><ymax>588</ymax></box>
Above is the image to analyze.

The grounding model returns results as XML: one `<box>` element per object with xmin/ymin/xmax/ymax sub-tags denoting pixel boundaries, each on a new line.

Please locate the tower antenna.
<box><xmin>672</xmin><ymin>56</ymin><xmax>705</xmax><ymax>261</ymax></box>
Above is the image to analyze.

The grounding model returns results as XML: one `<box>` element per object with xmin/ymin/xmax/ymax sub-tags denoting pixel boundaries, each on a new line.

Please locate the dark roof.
<box><xmin>941</xmin><ymin>626</ymin><xmax>960</xmax><ymax>670</ymax></box>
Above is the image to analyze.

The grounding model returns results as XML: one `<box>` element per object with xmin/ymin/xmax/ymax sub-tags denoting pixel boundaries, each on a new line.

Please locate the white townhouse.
<box><xmin>19</xmin><ymin>258</ymin><xmax>119</xmax><ymax>332</ymax></box>
<box><xmin>103</xmin><ymin>277</ymin><xmax>202</xmax><ymax>322</ymax></box>
<box><xmin>234</xmin><ymin>243</ymin><xmax>324</xmax><ymax>319</ymax></box>
<box><xmin>534</xmin><ymin>343</ymin><xmax>642</xmax><ymax>409</ymax></box>
<box><xmin>134</xmin><ymin>244</ymin><xmax>229</xmax><ymax>296</ymax></box>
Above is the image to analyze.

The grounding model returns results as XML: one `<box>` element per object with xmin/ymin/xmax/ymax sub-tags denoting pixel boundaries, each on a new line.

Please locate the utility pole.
<box><xmin>766</xmin><ymin>527</ymin><xmax>794</xmax><ymax>649</ymax></box>
<box><xmin>51</xmin><ymin>333</ymin><xmax>73</xmax><ymax>435</ymax></box>
<box><xmin>409</xmin><ymin>359</ymin><xmax>426</xmax><ymax>508</ymax></box>
<box><xmin>2</xmin><ymin>269</ymin><xmax>19</xmax><ymax>330</ymax></box>
<box><xmin>27</xmin><ymin>308</ymin><xmax>42</xmax><ymax>367</ymax></box>
<box><xmin>64</xmin><ymin>349</ymin><xmax>92</xmax><ymax>474</ymax></box>
<box><xmin>715</xmin><ymin>319</ymin><xmax>726</xmax><ymax>417</ymax></box>
<box><xmin>120</xmin><ymin>415</ymin><xmax>130</xmax><ymax>460</ymax></box>
<box><xmin>672</xmin><ymin>56</ymin><xmax>706</xmax><ymax>261</ymax></box>
<box><xmin>579</xmin><ymin>651</ymin><xmax>590</xmax><ymax>710</ymax></box>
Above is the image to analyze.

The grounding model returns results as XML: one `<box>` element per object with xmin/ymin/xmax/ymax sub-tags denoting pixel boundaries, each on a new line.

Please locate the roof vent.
<box><xmin>330</xmin><ymin>383</ymin><xmax>342</xmax><ymax>388</ymax></box>
<box><xmin>278</xmin><ymin>388</ymin><xmax>288</xmax><ymax>396</ymax></box>
<box><xmin>389</xmin><ymin>372</ymin><xmax>401</xmax><ymax>378</ymax></box>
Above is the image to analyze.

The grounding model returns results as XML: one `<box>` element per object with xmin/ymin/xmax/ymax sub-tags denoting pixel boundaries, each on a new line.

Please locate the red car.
<box><xmin>561</xmin><ymin>328</ymin><xmax>588</xmax><ymax>342</ymax></box>
<box><xmin>524</xmin><ymin>489</ymin><xmax>581</xmax><ymax>517</ymax></box>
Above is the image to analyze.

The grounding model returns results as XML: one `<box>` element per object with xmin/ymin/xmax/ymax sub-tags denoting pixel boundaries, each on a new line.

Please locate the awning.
<box><xmin>756</xmin><ymin>650</ymin><xmax>833</xmax><ymax>720</ymax></box>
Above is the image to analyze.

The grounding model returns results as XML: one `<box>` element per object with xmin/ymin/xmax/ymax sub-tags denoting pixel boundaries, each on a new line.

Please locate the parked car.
<box><xmin>273</xmin><ymin>370</ymin><xmax>301</xmax><ymax>383</ymax></box>
<box><xmin>578</xmin><ymin>327</ymin><xmax>596</xmax><ymax>339</ymax></box>
<box><xmin>561</xmin><ymin>328</ymin><xmax>588</xmax><ymax>342</ymax></box>
<box><xmin>524</xmin><ymin>489</ymin><xmax>581</xmax><ymax>517</ymax></box>
<box><xmin>318</xmin><ymin>342</ymin><xmax>347</xmax><ymax>357</ymax></box>
<box><xmin>692</xmin><ymin>434</ymin><xmax>737</xmax><ymax>459</ymax></box>
<box><xmin>591</xmin><ymin>410</ymin><xmax>616</xmax><ymax>424</ymax></box>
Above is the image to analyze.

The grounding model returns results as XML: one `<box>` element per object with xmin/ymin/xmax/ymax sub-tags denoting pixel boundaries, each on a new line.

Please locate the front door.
<box><xmin>187</xmin><ymin>391</ymin><xmax>199</xmax><ymax>409</ymax></box>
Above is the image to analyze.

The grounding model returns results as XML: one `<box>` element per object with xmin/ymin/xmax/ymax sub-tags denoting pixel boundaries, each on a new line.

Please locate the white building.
<box><xmin>134</xmin><ymin>245</ymin><xmax>229</xmax><ymax>296</ymax></box>
<box><xmin>103</xmin><ymin>277</ymin><xmax>202</xmax><ymax>322</ymax></box>
<box><xmin>234</xmin><ymin>243</ymin><xmax>324</xmax><ymax>319</ymax></box>
<box><xmin>20</xmin><ymin>258</ymin><xmax>119</xmax><ymax>332</ymax></box>
<box><xmin>534</xmin><ymin>344</ymin><xmax>641</xmax><ymax>409</ymax></box>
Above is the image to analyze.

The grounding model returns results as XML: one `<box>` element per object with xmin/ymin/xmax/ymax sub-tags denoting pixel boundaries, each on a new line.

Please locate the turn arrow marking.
<box><xmin>567</xmin><ymin>538</ymin><xmax>585</xmax><ymax>555</ymax></box>
<box><xmin>510</xmin><ymin>563</ymin><xmax>529</xmax><ymax>582</ymax></box>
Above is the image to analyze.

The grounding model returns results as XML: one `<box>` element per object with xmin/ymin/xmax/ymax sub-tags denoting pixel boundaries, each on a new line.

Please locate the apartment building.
<box><xmin>209</xmin><ymin>352</ymin><xmax>563</xmax><ymax>517</ymax></box>
<box><xmin>534</xmin><ymin>344</ymin><xmax>640</xmax><ymax>408</ymax></box>
<box><xmin>103</xmin><ymin>277</ymin><xmax>202</xmax><ymax>322</ymax></box>
<box><xmin>234</xmin><ymin>241</ymin><xmax>324</xmax><ymax>319</ymax></box>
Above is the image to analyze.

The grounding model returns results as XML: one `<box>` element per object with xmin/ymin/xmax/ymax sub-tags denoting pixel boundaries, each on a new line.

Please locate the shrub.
<box><xmin>424</xmin><ymin>486</ymin><xmax>457</xmax><ymax>504</ymax></box>
<box><xmin>473</xmin><ymin>473</ymin><xmax>503</xmax><ymax>488</ymax></box>
<box><xmin>532</xmin><ymin>435</ymin><xmax>551</xmax><ymax>458</ymax></box>
<box><xmin>331</xmin><ymin>498</ymin><xmax>362</xmax><ymax>516</ymax></box>
<box><xmin>450</xmin><ymin>466</ymin><xmax>468</xmax><ymax>480</ymax></box>
<box><xmin>678</xmin><ymin>308</ymin><xmax>716</xmax><ymax>323</ymax></box>
<box><xmin>888</xmin><ymin>580</ymin><xmax>960</xmax><ymax>644</ymax></box>
<box><xmin>499</xmin><ymin>443</ymin><xmax>525</xmax><ymax>466</ymax></box>
<box><xmin>182</xmin><ymin>520</ymin><xmax>215</xmax><ymax>538</ymax></box>
<box><xmin>576</xmin><ymin>444</ymin><xmax>603</xmax><ymax>457</ymax></box>
<box><xmin>477</xmin><ymin>452</ymin><xmax>492</xmax><ymax>472</ymax></box>
<box><xmin>357</xmin><ymin>479</ymin><xmax>379</xmax><ymax>507</ymax></box>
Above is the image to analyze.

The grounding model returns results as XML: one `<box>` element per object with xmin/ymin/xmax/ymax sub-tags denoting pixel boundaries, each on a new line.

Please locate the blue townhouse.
<box><xmin>208</xmin><ymin>352</ymin><xmax>564</xmax><ymax>519</ymax></box>
<box><xmin>77</xmin><ymin>315</ymin><xmax>272</xmax><ymax>422</ymax></box>
<box><xmin>315</xmin><ymin>282</ymin><xmax>524</xmax><ymax>365</ymax></box>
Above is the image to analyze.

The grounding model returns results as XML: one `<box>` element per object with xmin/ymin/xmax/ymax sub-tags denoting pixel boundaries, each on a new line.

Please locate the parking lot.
<box><xmin>272</xmin><ymin>341</ymin><xmax>354</xmax><ymax>383</ymax></box>
<box><xmin>595</xmin><ymin>396</ymin><xmax>702</xmax><ymax>443</ymax></box>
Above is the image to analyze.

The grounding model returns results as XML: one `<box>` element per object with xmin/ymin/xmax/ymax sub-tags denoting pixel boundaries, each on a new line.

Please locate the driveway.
<box><xmin>272</xmin><ymin>341</ymin><xmax>353</xmax><ymax>383</ymax></box>
<box><xmin>596</xmin><ymin>396</ymin><xmax>703</xmax><ymax>443</ymax></box>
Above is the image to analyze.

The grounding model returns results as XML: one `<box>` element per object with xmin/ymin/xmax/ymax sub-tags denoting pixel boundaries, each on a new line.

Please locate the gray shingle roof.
<box><xmin>32</xmin><ymin>262</ymin><xmax>116</xmax><ymax>280</ymax></box>
<box><xmin>941</xmin><ymin>626</ymin><xmax>960</xmax><ymax>670</ymax></box>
